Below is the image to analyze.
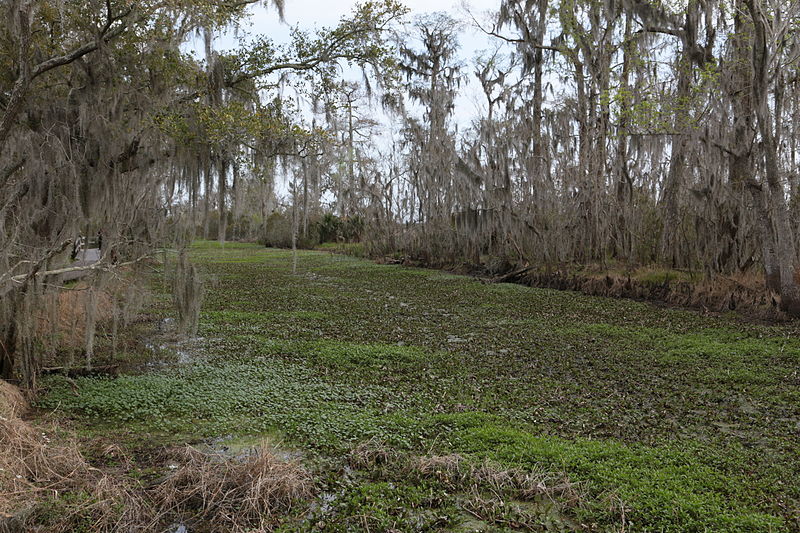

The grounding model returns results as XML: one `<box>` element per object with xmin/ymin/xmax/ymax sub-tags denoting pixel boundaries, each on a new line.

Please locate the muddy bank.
<box><xmin>379</xmin><ymin>255</ymin><xmax>790</xmax><ymax>322</ymax></box>
<box><xmin>512</xmin><ymin>269</ymin><xmax>783</xmax><ymax>321</ymax></box>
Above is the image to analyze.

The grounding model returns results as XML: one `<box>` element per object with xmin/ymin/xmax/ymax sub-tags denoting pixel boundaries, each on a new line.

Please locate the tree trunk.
<box><xmin>747</xmin><ymin>0</ymin><xmax>800</xmax><ymax>313</ymax></box>
<box><xmin>0</xmin><ymin>5</ymin><xmax>32</xmax><ymax>153</ymax></box>
<box><xmin>203</xmin><ymin>158</ymin><xmax>212</xmax><ymax>239</ymax></box>
<box><xmin>217</xmin><ymin>156</ymin><xmax>228</xmax><ymax>244</ymax></box>
<box><xmin>659</xmin><ymin>2</ymin><xmax>698</xmax><ymax>267</ymax></box>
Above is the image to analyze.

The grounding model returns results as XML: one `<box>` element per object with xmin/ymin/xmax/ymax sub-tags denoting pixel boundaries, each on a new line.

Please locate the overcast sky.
<box><xmin>235</xmin><ymin>0</ymin><xmax>499</xmax><ymax>52</ymax></box>
<box><xmin>191</xmin><ymin>0</ymin><xmax>507</xmax><ymax>129</ymax></box>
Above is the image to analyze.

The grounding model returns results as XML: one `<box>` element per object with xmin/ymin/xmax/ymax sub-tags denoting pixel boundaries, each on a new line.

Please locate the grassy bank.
<box><xmin>37</xmin><ymin>241</ymin><xmax>799</xmax><ymax>531</ymax></box>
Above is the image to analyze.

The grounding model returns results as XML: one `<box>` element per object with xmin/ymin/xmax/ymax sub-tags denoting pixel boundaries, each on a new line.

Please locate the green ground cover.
<box><xmin>39</xmin><ymin>241</ymin><xmax>800</xmax><ymax>531</ymax></box>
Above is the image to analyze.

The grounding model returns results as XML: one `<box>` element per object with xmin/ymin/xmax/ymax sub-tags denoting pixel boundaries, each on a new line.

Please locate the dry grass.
<box><xmin>0</xmin><ymin>399</ymin><xmax>146</xmax><ymax>532</ymax></box>
<box><xmin>0</xmin><ymin>380</ymin><xmax>27</xmax><ymax>419</ymax></box>
<box><xmin>348</xmin><ymin>438</ymin><xmax>402</xmax><ymax>469</ymax></box>
<box><xmin>153</xmin><ymin>445</ymin><xmax>314</xmax><ymax>532</ymax></box>
<box><xmin>1</xmin><ymin>396</ymin><xmax>313</xmax><ymax>533</ymax></box>
<box><xmin>411</xmin><ymin>454</ymin><xmax>582</xmax><ymax>505</ymax></box>
<box><xmin>350</xmin><ymin>439</ymin><xmax>582</xmax><ymax>507</ymax></box>
<box><xmin>409</xmin><ymin>453</ymin><xmax>465</xmax><ymax>484</ymax></box>
<box><xmin>33</xmin><ymin>282</ymin><xmax>114</xmax><ymax>351</ymax></box>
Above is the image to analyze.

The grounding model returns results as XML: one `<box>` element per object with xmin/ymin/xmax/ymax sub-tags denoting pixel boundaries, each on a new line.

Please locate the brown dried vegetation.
<box><xmin>0</xmin><ymin>382</ymin><xmax>141</xmax><ymax>533</ymax></box>
<box><xmin>0</xmin><ymin>380</ymin><xmax>26</xmax><ymax>419</ymax></box>
<box><xmin>0</xmin><ymin>381</ymin><xmax>314</xmax><ymax>533</ymax></box>
<box><xmin>516</xmin><ymin>268</ymin><xmax>787</xmax><ymax>320</ymax></box>
<box><xmin>34</xmin><ymin>281</ymin><xmax>115</xmax><ymax>352</ymax></box>
<box><xmin>349</xmin><ymin>439</ymin><xmax>582</xmax><ymax>508</ymax></box>
<box><xmin>154</xmin><ymin>445</ymin><xmax>314</xmax><ymax>532</ymax></box>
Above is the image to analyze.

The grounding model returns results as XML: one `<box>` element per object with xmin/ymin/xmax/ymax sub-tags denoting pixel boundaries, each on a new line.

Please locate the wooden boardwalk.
<box><xmin>63</xmin><ymin>248</ymin><xmax>101</xmax><ymax>281</ymax></box>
